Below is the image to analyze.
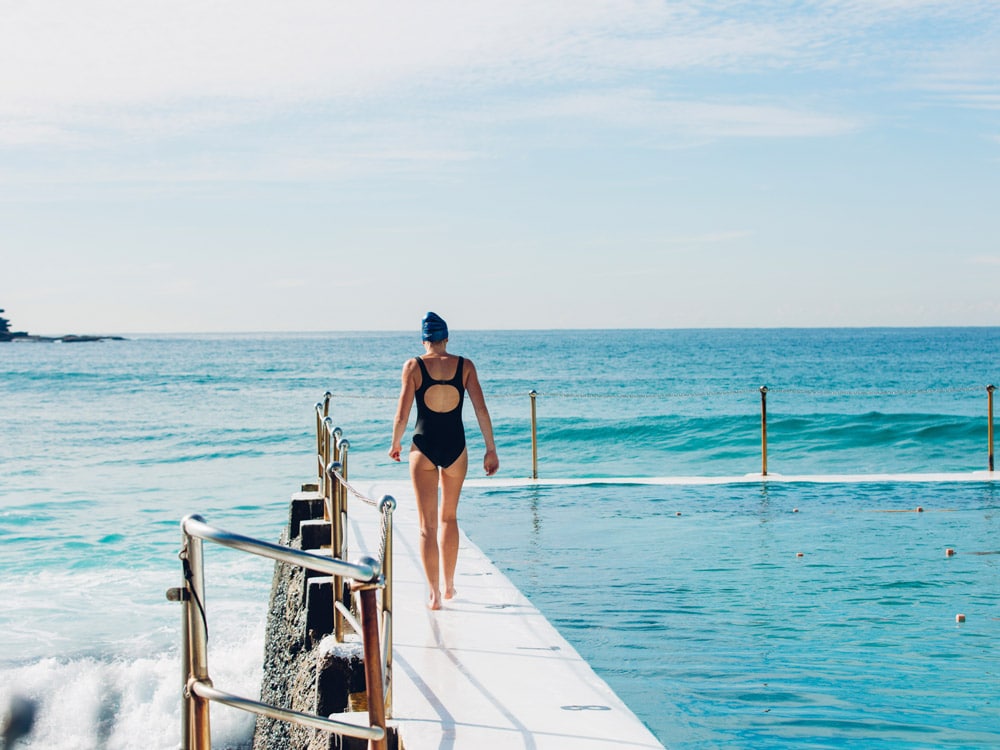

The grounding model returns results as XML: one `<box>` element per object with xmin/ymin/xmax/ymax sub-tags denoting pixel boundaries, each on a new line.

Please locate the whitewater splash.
<box><xmin>1</xmin><ymin>616</ymin><xmax>264</xmax><ymax>750</ymax></box>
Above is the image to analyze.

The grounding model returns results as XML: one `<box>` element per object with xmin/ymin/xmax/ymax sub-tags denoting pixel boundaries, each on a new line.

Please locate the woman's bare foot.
<box><xmin>428</xmin><ymin>589</ymin><xmax>443</xmax><ymax>610</ymax></box>
<box><xmin>444</xmin><ymin>586</ymin><xmax>457</xmax><ymax>600</ymax></box>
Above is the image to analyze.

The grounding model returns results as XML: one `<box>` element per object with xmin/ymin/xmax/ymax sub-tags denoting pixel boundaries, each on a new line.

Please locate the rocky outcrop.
<box><xmin>0</xmin><ymin>308</ymin><xmax>125</xmax><ymax>342</ymax></box>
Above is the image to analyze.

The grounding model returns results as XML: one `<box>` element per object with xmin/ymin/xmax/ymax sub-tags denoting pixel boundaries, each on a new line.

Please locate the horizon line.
<box><xmin>11</xmin><ymin>323</ymin><xmax>1000</xmax><ymax>338</ymax></box>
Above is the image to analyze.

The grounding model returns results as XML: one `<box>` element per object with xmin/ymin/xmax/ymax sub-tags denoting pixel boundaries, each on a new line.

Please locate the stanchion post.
<box><xmin>340</xmin><ymin>440</ymin><xmax>350</xmax><ymax>548</ymax></box>
<box><xmin>355</xmin><ymin>583</ymin><xmax>388</xmax><ymax>750</ymax></box>
<box><xmin>988</xmin><ymin>384</ymin><xmax>996</xmax><ymax>472</ymax></box>
<box><xmin>529</xmin><ymin>390</ymin><xmax>538</xmax><ymax>480</ymax></box>
<box><xmin>327</xmin><ymin>459</ymin><xmax>345</xmax><ymax>642</ymax></box>
<box><xmin>315</xmin><ymin>403</ymin><xmax>325</xmax><ymax>486</ymax></box>
<box><xmin>180</xmin><ymin>525</ymin><xmax>211</xmax><ymax>749</ymax></box>
<box><xmin>378</xmin><ymin>496</ymin><xmax>395</xmax><ymax>718</ymax></box>
<box><xmin>760</xmin><ymin>385</ymin><xmax>768</xmax><ymax>477</ymax></box>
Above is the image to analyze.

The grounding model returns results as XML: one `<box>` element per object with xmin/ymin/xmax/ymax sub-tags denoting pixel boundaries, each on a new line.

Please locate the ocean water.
<box><xmin>1</xmin><ymin>328</ymin><xmax>998</xmax><ymax>748</ymax></box>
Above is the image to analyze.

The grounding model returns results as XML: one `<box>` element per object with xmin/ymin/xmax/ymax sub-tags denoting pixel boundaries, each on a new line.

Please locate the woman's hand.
<box><xmin>389</xmin><ymin>442</ymin><xmax>402</xmax><ymax>462</ymax></box>
<box><xmin>483</xmin><ymin>448</ymin><xmax>499</xmax><ymax>476</ymax></box>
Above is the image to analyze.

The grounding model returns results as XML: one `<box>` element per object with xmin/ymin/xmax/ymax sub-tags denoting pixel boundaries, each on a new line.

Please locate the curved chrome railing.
<box><xmin>170</xmin><ymin>512</ymin><xmax>388</xmax><ymax>750</ymax></box>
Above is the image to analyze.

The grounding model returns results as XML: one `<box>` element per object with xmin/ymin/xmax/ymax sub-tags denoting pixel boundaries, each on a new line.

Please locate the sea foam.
<box><xmin>1</xmin><ymin>615</ymin><xmax>265</xmax><ymax>750</ymax></box>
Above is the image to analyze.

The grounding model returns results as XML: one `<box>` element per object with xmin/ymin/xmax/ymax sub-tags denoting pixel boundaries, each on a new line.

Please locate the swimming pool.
<box><xmin>461</xmin><ymin>480</ymin><xmax>1000</xmax><ymax>749</ymax></box>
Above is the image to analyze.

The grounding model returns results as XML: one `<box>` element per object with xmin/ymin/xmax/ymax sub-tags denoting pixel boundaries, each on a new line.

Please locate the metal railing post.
<box><xmin>340</xmin><ymin>442</ymin><xmax>351</xmax><ymax>602</ymax></box>
<box><xmin>529</xmin><ymin>390</ymin><xmax>538</xmax><ymax>480</ymax></box>
<box><xmin>180</xmin><ymin>519</ymin><xmax>211</xmax><ymax>749</ymax></box>
<box><xmin>379</xmin><ymin>495</ymin><xmax>395</xmax><ymax>718</ymax></box>
<box><xmin>989</xmin><ymin>384</ymin><xmax>996</xmax><ymax>472</ymax></box>
<box><xmin>760</xmin><ymin>385</ymin><xmax>768</xmax><ymax>477</ymax></box>
<box><xmin>315</xmin><ymin>402</ymin><xmax>324</xmax><ymax>485</ymax></box>
<box><xmin>355</xmin><ymin>581</ymin><xmax>388</xmax><ymax>750</ymax></box>
<box><xmin>177</xmin><ymin>583</ymin><xmax>192</xmax><ymax>750</ymax></box>
<box><xmin>339</xmin><ymin>440</ymin><xmax>350</xmax><ymax>543</ymax></box>
<box><xmin>324</xmin><ymin>420</ymin><xmax>339</xmax><ymax>522</ymax></box>
<box><xmin>316</xmin><ymin>393</ymin><xmax>332</xmax><ymax>486</ymax></box>
<box><xmin>327</xmin><ymin>460</ymin><xmax>346</xmax><ymax>642</ymax></box>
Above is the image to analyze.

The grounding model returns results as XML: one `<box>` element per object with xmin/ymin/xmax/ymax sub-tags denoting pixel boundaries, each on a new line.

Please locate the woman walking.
<box><xmin>389</xmin><ymin>312</ymin><xmax>499</xmax><ymax>610</ymax></box>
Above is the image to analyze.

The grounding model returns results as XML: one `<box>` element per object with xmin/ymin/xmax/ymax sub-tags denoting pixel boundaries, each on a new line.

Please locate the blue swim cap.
<box><xmin>421</xmin><ymin>312</ymin><xmax>448</xmax><ymax>342</ymax></box>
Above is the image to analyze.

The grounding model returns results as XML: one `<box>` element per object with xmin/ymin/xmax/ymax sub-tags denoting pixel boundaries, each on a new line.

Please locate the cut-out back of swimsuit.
<box><xmin>411</xmin><ymin>356</ymin><xmax>466</xmax><ymax>468</ymax></box>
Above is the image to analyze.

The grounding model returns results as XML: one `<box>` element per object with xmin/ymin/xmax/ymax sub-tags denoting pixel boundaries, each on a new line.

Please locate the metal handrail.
<box><xmin>173</xmin><ymin>513</ymin><xmax>387</xmax><ymax>750</ymax></box>
<box><xmin>189</xmin><ymin>681</ymin><xmax>385</xmax><ymax>742</ymax></box>
<box><xmin>182</xmin><ymin>514</ymin><xmax>378</xmax><ymax>581</ymax></box>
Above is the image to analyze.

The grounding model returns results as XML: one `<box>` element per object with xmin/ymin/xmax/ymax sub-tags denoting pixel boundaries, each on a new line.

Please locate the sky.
<box><xmin>1</xmin><ymin>1</ymin><xmax>999</xmax><ymax>334</ymax></box>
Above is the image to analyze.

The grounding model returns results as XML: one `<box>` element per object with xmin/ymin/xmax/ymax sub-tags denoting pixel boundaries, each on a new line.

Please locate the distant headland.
<box><xmin>0</xmin><ymin>308</ymin><xmax>126</xmax><ymax>343</ymax></box>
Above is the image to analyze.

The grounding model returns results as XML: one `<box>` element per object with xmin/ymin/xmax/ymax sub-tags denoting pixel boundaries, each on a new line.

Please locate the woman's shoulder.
<box><xmin>459</xmin><ymin>355</ymin><xmax>479</xmax><ymax>381</ymax></box>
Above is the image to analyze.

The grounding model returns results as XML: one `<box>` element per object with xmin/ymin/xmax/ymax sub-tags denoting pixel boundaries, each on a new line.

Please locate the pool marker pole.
<box><xmin>530</xmin><ymin>390</ymin><xmax>538</xmax><ymax>480</ymax></box>
<box><xmin>760</xmin><ymin>386</ymin><xmax>769</xmax><ymax>476</ymax></box>
<box><xmin>988</xmin><ymin>385</ymin><xmax>995</xmax><ymax>472</ymax></box>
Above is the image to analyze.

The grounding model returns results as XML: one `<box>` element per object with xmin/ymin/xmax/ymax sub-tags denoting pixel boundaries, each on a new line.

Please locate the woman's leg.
<box><xmin>409</xmin><ymin>449</ymin><xmax>443</xmax><ymax>609</ymax></box>
<box><xmin>438</xmin><ymin>449</ymin><xmax>468</xmax><ymax>599</ymax></box>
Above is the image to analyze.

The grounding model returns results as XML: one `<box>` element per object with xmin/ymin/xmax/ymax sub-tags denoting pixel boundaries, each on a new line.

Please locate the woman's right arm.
<box><xmin>389</xmin><ymin>360</ymin><xmax>417</xmax><ymax>461</ymax></box>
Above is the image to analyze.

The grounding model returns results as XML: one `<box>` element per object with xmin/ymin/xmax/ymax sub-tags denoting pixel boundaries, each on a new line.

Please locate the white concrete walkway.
<box><xmin>347</xmin><ymin>480</ymin><xmax>665</xmax><ymax>750</ymax></box>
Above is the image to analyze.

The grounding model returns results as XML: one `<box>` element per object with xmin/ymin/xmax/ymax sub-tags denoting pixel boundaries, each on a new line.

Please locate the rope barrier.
<box><xmin>329</xmin><ymin>465</ymin><xmax>378</xmax><ymax>508</ymax></box>
<box><xmin>327</xmin><ymin>465</ymin><xmax>394</xmax><ymax>576</ymax></box>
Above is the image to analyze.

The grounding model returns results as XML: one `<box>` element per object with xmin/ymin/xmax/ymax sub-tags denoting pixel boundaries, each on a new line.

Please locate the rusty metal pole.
<box><xmin>760</xmin><ymin>386</ymin><xmax>769</xmax><ymax>477</ymax></box>
<box><xmin>322</xmin><ymin>419</ymin><xmax>337</xmax><ymax>522</ymax></box>
<box><xmin>315</xmin><ymin>402</ymin><xmax>325</xmax><ymax>486</ymax></box>
<box><xmin>340</xmin><ymin>440</ymin><xmax>350</xmax><ymax>551</ymax></box>
<box><xmin>327</xmin><ymin>460</ymin><xmax>345</xmax><ymax>642</ymax></box>
<box><xmin>355</xmin><ymin>584</ymin><xmax>387</xmax><ymax>750</ymax></box>
<box><xmin>181</xmin><ymin>525</ymin><xmax>211</xmax><ymax>749</ymax></box>
<box><xmin>988</xmin><ymin>385</ymin><xmax>996</xmax><ymax>472</ymax></box>
<box><xmin>339</xmin><ymin>443</ymin><xmax>352</xmax><ymax>641</ymax></box>
<box><xmin>529</xmin><ymin>390</ymin><xmax>538</xmax><ymax>480</ymax></box>
<box><xmin>379</xmin><ymin>495</ymin><xmax>395</xmax><ymax>718</ymax></box>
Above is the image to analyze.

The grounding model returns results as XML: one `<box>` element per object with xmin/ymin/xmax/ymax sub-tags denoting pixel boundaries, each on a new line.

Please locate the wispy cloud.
<box><xmin>971</xmin><ymin>255</ymin><xmax>1000</xmax><ymax>267</ymax></box>
<box><xmin>0</xmin><ymin>0</ymin><xmax>995</xmax><ymax>185</ymax></box>
<box><xmin>514</xmin><ymin>90</ymin><xmax>860</xmax><ymax>138</ymax></box>
<box><xmin>662</xmin><ymin>231</ymin><xmax>754</xmax><ymax>246</ymax></box>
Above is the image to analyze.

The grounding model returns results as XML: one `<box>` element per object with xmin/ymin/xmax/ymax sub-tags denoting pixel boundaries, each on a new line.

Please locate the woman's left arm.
<box><xmin>465</xmin><ymin>359</ymin><xmax>499</xmax><ymax>476</ymax></box>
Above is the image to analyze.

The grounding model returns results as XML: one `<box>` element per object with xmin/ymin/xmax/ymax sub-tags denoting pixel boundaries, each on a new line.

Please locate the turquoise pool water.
<box><xmin>462</xmin><ymin>480</ymin><xmax>1000</xmax><ymax>748</ymax></box>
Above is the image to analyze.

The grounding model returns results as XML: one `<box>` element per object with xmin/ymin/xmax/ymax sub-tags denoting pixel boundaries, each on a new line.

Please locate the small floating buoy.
<box><xmin>676</xmin><ymin>512</ymin><xmax>682</xmax><ymax>516</ymax></box>
<box><xmin>796</xmin><ymin>552</ymin><xmax>804</xmax><ymax>558</ymax></box>
<box><xmin>956</xmin><ymin>613</ymin><xmax>966</xmax><ymax>623</ymax></box>
<box><xmin>916</xmin><ymin>506</ymin><xmax>924</xmax><ymax>513</ymax></box>
<box><xmin>946</xmin><ymin>548</ymin><xmax>955</xmax><ymax>557</ymax></box>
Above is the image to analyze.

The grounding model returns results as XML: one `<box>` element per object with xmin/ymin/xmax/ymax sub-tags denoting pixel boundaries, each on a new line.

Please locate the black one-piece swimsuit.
<box><xmin>411</xmin><ymin>356</ymin><xmax>466</xmax><ymax>468</ymax></box>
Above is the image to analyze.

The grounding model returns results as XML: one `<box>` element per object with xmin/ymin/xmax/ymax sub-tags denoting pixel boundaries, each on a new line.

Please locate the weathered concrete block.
<box><xmin>316</xmin><ymin>638</ymin><xmax>366</xmax><ymax>716</ymax></box>
<box><xmin>305</xmin><ymin>576</ymin><xmax>334</xmax><ymax>646</ymax></box>
<box><xmin>300</xmin><ymin>518</ymin><xmax>332</xmax><ymax>551</ymax></box>
<box><xmin>289</xmin><ymin>493</ymin><xmax>325</xmax><ymax>540</ymax></box>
